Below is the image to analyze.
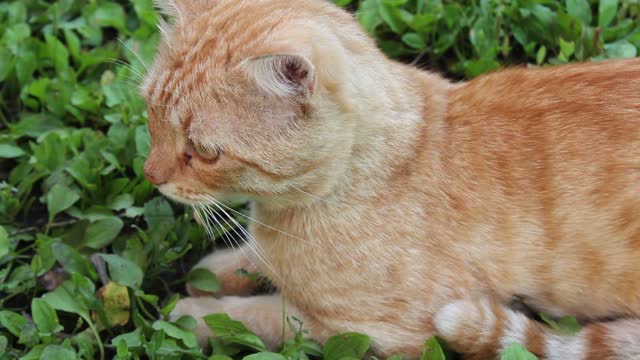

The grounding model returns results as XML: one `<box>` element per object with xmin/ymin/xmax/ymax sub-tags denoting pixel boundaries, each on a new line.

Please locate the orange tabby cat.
<box><xmin>142</xmin><ymin>0</ymin><xmax>640</xmax><ymax>358</ymax></box>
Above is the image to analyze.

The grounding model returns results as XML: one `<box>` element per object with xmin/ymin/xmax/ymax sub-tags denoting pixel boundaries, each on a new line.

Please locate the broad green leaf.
<box><xmin>19</xmin><ymin>345</ymin><xmax>46</xmax><ymax>360</ymax></box>
<box><xmin>536</xmin><ymin>46</ymin><xmax>547</xmax><ymax>65</ymax></box>
<box><xmin>40</xmin><ymin>345</ymin><xmax>77</xmax><ymax>360</ymax></box>
<box><xmin>18</xmin><ymin>321</ymin><xmax>39</xmax><ymax>347</ymax></box>
<box><xmin>112</xmin><ymin>328</ymin><xmax>143</xmax><ymax>348</ymax></box>
<box><xmin>605</xmin><ymin>40</ymin><xmax>637</xmax><ymax>59</ymax></box>
<box><xmin>125</xmin><ymin>206</ymin><xmax>145</xmax><ymax>218</ymax></box>
<box><xmin>64</xmin><ymin>29</ymin><xmax>81</xmax><ymax>61</ymax></box>
<box><xmin>84</xmin><ymin>217</ymin><xmax>124</xmax><ymax>249</ymax></box>
<box><xmin>144</xmin><ymin>197</ymin><xmax>175</xmax><ymax>229</ymax></box>
<box><xmin>52</xmin><ymin>241</ymin><xmax>97</xmax><ymax>279</ymax></box>
<box><xmin>45</xmin><ymin>35</ymin><xmax>69</xmax><ymax>74</ymax></box>
<box><xmin>204</xmin><ymin>313</ymin><xmax>268</xmax><ymax>352</ymax></box>
<box><xmin>8</xmin><ymin>2</ymin><xmax>27</xmax><ymax>23</ymax></box>
<box><xmin>383</xmin><ymin>0</ymin><xmax>409</xmax><ymax>6</ymax></box>
<box><xmin>135</xmin><ymin>126</ymin><xmax>151</xmax><ymax>158</ymax></box>
<box><xmin>421</xmin><ymin>336</ymin><xmax>445</xmax><ymax>360</ymax></box>
<box><xmin>0</xmin><ymin>335</ymin><xmax>6</xmax><ymax>354</ymax></box>
<box><xmin>598</xmin><ymin>0</ymin><xmax>618</xmax><ymax>28</ymax></box>
<box><xmin>540</xmin><ymin>313</ymin><xmax>582</xmax><ymax>335</ymax></box>
<box><xmin>0</xmin><ymin>47</ymin><xmax>12</xmax><ymax>82</ymax></box>
<box><xmin>99</xmin><ymin>254</ymin><xmax>144</xmax><ymax>288</ymax></box>
<box><xmin>243</xmin><ymin>353</ymin><xmax>287</xmax><ymax>360</ymax></box>
<box><xmin>71</xmin><ymin>86</ymin><xmax>100</xmax><ymax>112</ymax></box>
<box><xmin>160</xmin><ymin>294</ymin><xmax>180</xmax><ymax>318</ymax></box>
<box><xmin>174</xmin><ymin>315</ymin><xmax>198</xmax><ymax>331</ymax></box>
<box><xmin>41</xmin><ymin>279</ymin><xmax>93</xmax><ymax>325</ymax></box>
<box><xmin>66</xmin><ymin>155</ymin><xmax>96</xmax><ymax>191</ymax></box>
<box><xmin>210</xmin><ymin>355</ymin><xmax>234</xmax><ymax>360</ymax></box>
<box><xmin>46</xmin><ymin>184</ymin><xmax>80</xmax><ymax>220</ymax></box>
<box><xmin>152</xmin><ymin>320</ymin><xmax>198</xmax><ymax>348</ymax></box>
<box><xmin>116</xmin><ymin>339</ymin><xmax>129</xmax><ymax>359</ymax></box>
<box><xmin>402</xmin><ymin>33</ymin><xmax>426</xmax><ymax>49</ymax></box>
<box><xmin>501</xmin><ymin>343</ymin><xmax>538</xmax><ymax>360</ymax></box>
<box><xmin>0</xmin><ymin>311</ymin><xmax>28</xmax><ymax>337</ymax></box>
<box><xmin>5</xmin><ymin>23</ymin><xmax>31</xmax><ymax>54</ymax></box>
<box><xmin>94</xmin><ymin>2</ymin><xmax>127</xmax><ymax>31</ymax></box>
<box><xmin>463</xmin><ymin>58</ymin><xmax>500</xmax><ymax>78</ymax></box>
<box><xmin>334</xmin><ymin>0</ymin><xmax>353</xmax><ymax>6</ymax></box>
<box><xmin>9</xmin><ymin>114</ymin><xmax>63</xmax><ymax>138</ymax></box>
<box><xmin>132</xmin><ymin>0</ymin><xmax>159</xmax><ymax>25</ymax></box>
<box><xmin>15</xmin><ymin>50</ymin><xmax>36</xmax><ymax>86</ymax></box>
<box><xmin>31</xmin><ymin>298</ymin><xmax>63</xmax><ymax>335</ymax></box>
<box><xmin>301</xmin><ymin>340</ymin><xmax>323</xmax><ymax>356</ymax></box>
<box><xmin>358</xmin><ymin>0</ymin><xmax>384</xmax><ymax>34</ymax></box>
<box><xmin>110</xmin><ymin>194</ymin><xmax>134</xmax><ymax>211</ymax></box>
<box><xmin>559</xmin><ymin>38</ymin><xmax>576</xmax><ymax>62</ymax></box>
<box><xmin>0</xmin><ymin>226</ymin><xmax>8</xmax><ymax>258</ymax></box>
<box><xmin>72</xmin><ymin>330</ymin><xmax>96</xmax><ymax>360</ymax></box>
<box><xmin>378</xmin><ymin>3</ymin><xmax>407</xmax><ymax>33</ymax></box>
<box><xmin>187</xmin><ymin>268</ymin><xmax>221</xmax><ymax>293</ymax></box>
<box><xmin>0</xmin><ymin>144</ymin><xmax>25</xmax><ymax>158</ymax></box>
<box><xmin>323</xmin><ymin>333</ymin><xmax>371</xmax><ymax>360</ymax></box>
<box><xmin>566</xmin><ymin>0</ymin><xmax>592</xmax><ymax>25</ymax></box>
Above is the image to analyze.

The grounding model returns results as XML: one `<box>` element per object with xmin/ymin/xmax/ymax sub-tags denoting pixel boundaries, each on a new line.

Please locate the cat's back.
<box><xmin>449</xmin><ymin>58</ymin><xmax>640</xmax><ymax>124</ymax></box>
<box><xmin>442</xmin><ymin>58</ymin><xmax>640</xmax><ymax>170</ymax></box>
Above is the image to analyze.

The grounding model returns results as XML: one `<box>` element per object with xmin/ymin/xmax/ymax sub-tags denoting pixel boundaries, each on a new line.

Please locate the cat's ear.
<box><xmin>154</xmin><ymin>0</ymin><xmax>211</xmax><ymax>21</ymax></box>
<box><xmin>241</xmin><ymin>54</ymin><xmax>316</xmax><ymax>100</ymax></box>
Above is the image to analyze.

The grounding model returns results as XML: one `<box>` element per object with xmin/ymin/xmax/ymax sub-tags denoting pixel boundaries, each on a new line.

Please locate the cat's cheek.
<box><xmin>190</xmin><ymin>157</ymin><xmax>242</xmax><ymax>191</ymax></box>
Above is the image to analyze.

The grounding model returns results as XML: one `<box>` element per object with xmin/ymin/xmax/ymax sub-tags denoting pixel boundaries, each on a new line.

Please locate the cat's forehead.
<box><xmin>142</xmin><ymin>3</ymin><xmax>293</xmax><ymax>114</ymax></box>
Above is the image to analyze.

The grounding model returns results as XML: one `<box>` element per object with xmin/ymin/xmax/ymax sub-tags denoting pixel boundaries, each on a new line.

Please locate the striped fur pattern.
<box><xmin>142</xmin><ymin>0</ymin><xmax>640</xmax><ymax>358</ymax></box>
<box><xmin>434</xmin><ymin>298</ymin><xmax>640</xmax><ymax>360</ymax></box>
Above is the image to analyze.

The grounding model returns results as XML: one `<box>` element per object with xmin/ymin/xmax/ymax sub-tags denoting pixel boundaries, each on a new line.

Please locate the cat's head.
<box><xmin>142</xmin><ymin>0</ymin><xmax>369</xmax><ymax>207</ymax></box>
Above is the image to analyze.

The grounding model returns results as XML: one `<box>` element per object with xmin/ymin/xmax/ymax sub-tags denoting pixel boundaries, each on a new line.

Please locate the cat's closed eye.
<box><xmin>186</xmin><ymin>140</ymin><xmax>221</xmax><ymax>164</ymax></box>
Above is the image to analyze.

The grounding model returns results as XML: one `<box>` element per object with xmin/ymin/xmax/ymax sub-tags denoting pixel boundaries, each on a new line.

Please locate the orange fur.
<box><xmin>142</xmin><ymin>0</ymin><xmax>640</xmax><ymax>358</ymax></box>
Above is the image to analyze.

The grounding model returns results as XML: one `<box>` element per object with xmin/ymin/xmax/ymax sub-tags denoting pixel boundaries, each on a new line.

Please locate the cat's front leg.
<box><xmin>187</xmin><ymin>246</ymin><xmax>258</xmax><ymax>297</ymax></box>
<box><xmin>170</xmin><ymin>294</ymin><xmax>311</xmax><ymax>350</ymax></box>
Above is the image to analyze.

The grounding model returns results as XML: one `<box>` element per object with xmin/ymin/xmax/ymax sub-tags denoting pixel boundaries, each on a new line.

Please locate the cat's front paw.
<box><xmin>187</xmin><ymin>247</ymin><xmax>258</xmax><ymax>297</ymax></box>
<box><xmin>170</xmin><ymin>295</ymin><xmax>290</xmax><ymax>350</ymax></box>
<box><xmin>170</xmin><ymin>297</ymin><xmax>222</xmax><ymax>346</ymax></box>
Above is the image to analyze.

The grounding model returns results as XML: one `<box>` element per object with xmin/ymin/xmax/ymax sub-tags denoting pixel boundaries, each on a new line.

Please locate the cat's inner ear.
<box><xmin>242</xmin><ymin>54</ymin><xmax>316</xmax><ymax>99</ymax></box>
<box><xmin>154</xmin><ymin>0</ymin><xmax>212</xmax><ymax>21</ymax></box>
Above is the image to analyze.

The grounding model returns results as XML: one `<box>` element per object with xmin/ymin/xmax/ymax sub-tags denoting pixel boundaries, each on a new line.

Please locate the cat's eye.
<box><xmin>190</xmin><ymin>141</ymin><xmax>221</xmax><ymax>162</ymax></box>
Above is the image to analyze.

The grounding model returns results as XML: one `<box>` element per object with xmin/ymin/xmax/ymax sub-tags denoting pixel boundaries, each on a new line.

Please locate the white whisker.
<box><xmin>207</xmin><ymin>199</ymin><xmax>284</xmax><ymax>285</ymax></box>
<box><xmin>194</xmin><ymin>206</ymin><xmax>225</xmax><ymax>247</ymax></box>
<box><xmin>213</xmin><ymin>201</ymin><xmax>269</xmax><ymax>263</ymax></box>
<box><xmin>117</xmin><ymin>37</ymin><xmax>151</xmax><ymax>74</ymax></box>
<box><xmin>199</xmin><ymin>204</ymin><xmax>238</xmax><ymax>258</ymax></box>
<box><xmin>115</xmin><ymin>79</ymin><xmax>145</xmax><ymax>91</ymax></box>
<box><xmin>291</xmin><ymin>185</ymin><xmax>341</xmax><ymax>206</ymax></box>
<box><xmin>205</xmin><ymin>195</ymin><xmax>322</xmax><ymax>249</ymax></box>
<box><xmin>118</xmin><ymin>74</ymin><xmax>144</xmax><ymax>87</ymax></box>
<box><xmin>108</xmin><ymin>58</ymin><xmax>145</xmax><ymax>80</ymax></box>
<box><xmin>204</xmin><ymin>204</ymin><xmax>262</xmax><ymax>275</ymax></box>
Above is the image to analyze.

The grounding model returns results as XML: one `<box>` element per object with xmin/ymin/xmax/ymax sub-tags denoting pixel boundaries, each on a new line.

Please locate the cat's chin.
<box><xmin>156</xmin><ymin>183</ymin><xmax>248</xmax><ymax>207</ymax></box>
<box><xmin>156</xmin><ymin>184</ymin><xmax>211</xmax><ymax>206</ymax></box>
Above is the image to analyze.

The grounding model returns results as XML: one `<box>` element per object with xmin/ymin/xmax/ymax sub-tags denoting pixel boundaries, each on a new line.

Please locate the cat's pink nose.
<box><xmin>144</xmin><ymin>159</ymin><xmax>170</xmax><ymax>186</ymax></box>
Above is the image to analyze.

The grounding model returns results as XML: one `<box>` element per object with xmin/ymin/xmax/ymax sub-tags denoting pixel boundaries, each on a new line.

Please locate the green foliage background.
<box><xmin>0</xmin><ymin>0</ymin><xmax>638</xmax><ymax>359</ymax></box>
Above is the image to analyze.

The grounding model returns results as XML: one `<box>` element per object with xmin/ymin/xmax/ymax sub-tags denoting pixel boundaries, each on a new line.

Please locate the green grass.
<box><xmin>0</xmin><ymin>0</ymin><xmax>638</xmax><ymax>359</ymax></box>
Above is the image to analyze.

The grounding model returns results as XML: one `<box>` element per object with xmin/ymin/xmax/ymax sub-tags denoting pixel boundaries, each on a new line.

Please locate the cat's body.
<box><xmin>142</xmin><ymin>0</ymin><xmax>640</xmax><ymax>358</ymax></box>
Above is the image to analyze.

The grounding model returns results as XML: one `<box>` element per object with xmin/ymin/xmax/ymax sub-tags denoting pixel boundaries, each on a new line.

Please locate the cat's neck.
<box><xmin>343</xmin><ymin>63</ymin><xmax>451</xmax><ymax>200</ymax></box>
<box><xmin>255</xmin><ymin>61</ymin><xmax>452</xmax><ymax>215</ymax></box>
